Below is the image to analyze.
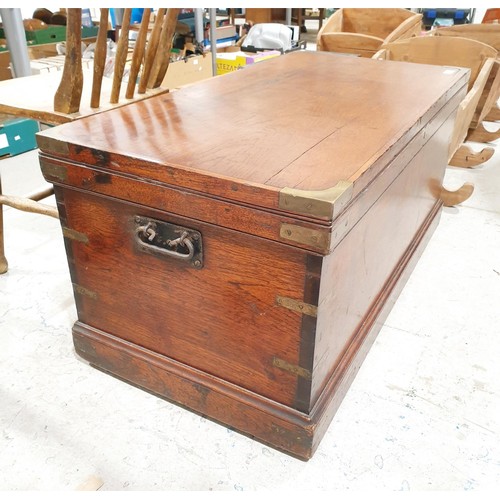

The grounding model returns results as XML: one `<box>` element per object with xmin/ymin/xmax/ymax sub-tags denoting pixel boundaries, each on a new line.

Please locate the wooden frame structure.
<box><xmin>431</xmin><ymin>24</ymin><xmax>500</xmax><ymax>138</ymax></box>
<box><xmin>317</xmin><ymin>8</ymin><xmax>422</xmax><ymax>57</ymax></box>
<box><xmin>374</xmin><ymin>36</ymin><xmax>497</xmax><ymax>172</ymax></box>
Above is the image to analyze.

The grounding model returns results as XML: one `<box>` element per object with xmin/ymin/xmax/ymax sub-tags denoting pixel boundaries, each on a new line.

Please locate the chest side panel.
<box><xmin>310</xmin><ymin>92</ymin><xmax>457</xmax><ymax>407</ymax></box>
<box><xmin>57</xmin><ymin>187</ymin><xmax>319</xmax><ymax>408</ymax></box>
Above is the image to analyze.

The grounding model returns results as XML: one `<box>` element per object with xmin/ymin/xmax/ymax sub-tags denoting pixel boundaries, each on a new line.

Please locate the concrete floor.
<box><xmin>1</xmin><ymin>51</ymin><xmax>500</xmax><ymax>493</ymax></box>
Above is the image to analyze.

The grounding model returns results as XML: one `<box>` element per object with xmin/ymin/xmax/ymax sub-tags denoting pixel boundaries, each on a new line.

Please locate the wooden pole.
<box><xmin>147</xmin><ymin>8</ymin><xmax>180</xmax><ymax>89</ymax></box>
<box><xmin>138</xmin><ymin>8</ymin><xmax>166</xmax><ymax>94</ymax></box>
<box><xmin>53</xmin><ymin>9</ymin><xmax>83</xmax><ymax>114</ymax></box>
<box><xmin>125</xmin><ymin>8</ymin><xmax>151</xmax><ymax>99</ymax></box>
<box><xmin>90</xmin><ymin>8</ymin><xmax>110</xmax><ymax>109</ymax></box>
<box><xmin>110</xmin><ymin>8</ymin><xmax>132</xmax><ymax>104</ymax></box>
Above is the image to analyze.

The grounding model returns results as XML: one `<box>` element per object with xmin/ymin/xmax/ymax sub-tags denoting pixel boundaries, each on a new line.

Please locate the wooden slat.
<box><xmin>110</xmin><ymin>8</ymin><xmax>132</xmax><ymax>104</ymax></box>
<box><xmin>125</xmin><ymin>8</ymin><xmax>151</xmax><ymax>99</ymax></box>
<box><xmin>147</xmin><ymin>8</ymin><xmax>180</xmax><ymax>89</ymax></box>
<box><xmin>433</xmin><ymin>23</ymin><xmax>500</xmax><ymax>52</ymax></box>
<box><xmin>138</xmin><ymin>8</ymin><xmax>166</xmax><ymax>94</ymax></box>
<box><xmin>319</xmin><ymin>32</ymin><xmax>383</xmax><ymax>57</ymax></box>
<box><xmin>448</xmin><ymin>58</ymin><xmax>495</xmax><ymax>160</ymax></box>
<box><xmin>90</xmin><ymin>8</ymin><xmax>110</xmax><ymax>109</ymax></box>
<box><xmin>470</xmin><ymin>59</ymin><xmax>500</xmax><ymax>128</ymax></box>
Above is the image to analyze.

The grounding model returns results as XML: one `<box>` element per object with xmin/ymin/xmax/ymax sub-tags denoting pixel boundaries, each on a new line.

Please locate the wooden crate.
<box><xmin>317</xmin><ymin>8</ymin><xmax>422</xmax><ymax>57</ymax></box>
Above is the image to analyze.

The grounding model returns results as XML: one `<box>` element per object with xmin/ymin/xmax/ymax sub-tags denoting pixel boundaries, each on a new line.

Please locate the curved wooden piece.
<box><xmin>449</xmin><ymin>143</ymin><xmax>495</xmax><ymax>168</ymax></box>
<box><xmin>384</xmin><ymin>14</ymin><xmax>423</xmax><ymax>44</ymax></box>
<box><xmin>448</xmin><ymin>58</ymin><xmax>496</xmax><ymax>160</ymax></box>
<box><xmin>432</xmin><ymin>23</ymin><xmax>500</xmax><ymax>52</ymax></box>
<box><xmin>440</xmin><ymin>182</ymin><xmax>474</xmax><ymax>207</ymax></box>
<box><xmin>317</xmin><ymin>32</ymin><xmax>384</xmax><ymax>57</ymax></box>
<box><xmin>470</xmin><ymin>59</ymin><xmax>500</xmax><ymax>128</ymax></box>
<box><xmin>485</xmin><ymin>103</ymin><xmax>500</xmax><ymax>121</ymax></box>
<box><xmin>466</xmin><ymin>121</ymin><xmax>500</xmax><ymax>143</ymax></box>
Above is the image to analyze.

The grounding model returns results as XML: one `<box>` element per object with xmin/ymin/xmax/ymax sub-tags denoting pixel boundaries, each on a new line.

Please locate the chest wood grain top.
<box><xmin>37</xmin><ymin>51</ymin><xmax>468</xmax><ymax>221</ymax></box>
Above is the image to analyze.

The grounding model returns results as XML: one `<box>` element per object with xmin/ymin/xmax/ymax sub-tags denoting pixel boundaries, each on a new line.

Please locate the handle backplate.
<box><xmin>134</xmin><ymin>215</ymin><xmax>203</xmax><ymax>269</ymax></box>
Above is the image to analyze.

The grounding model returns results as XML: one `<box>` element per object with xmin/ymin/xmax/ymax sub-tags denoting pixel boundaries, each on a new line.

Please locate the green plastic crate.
<box><xmin>0</xmin><ymin>25</ymin><xmax>66</xmax><ymax>45</ymax></box>
<box><xmin>82</xmin><ymin>25</ymin><xmax>99</xmax><ymax>38</ymax></box>
<box><xmin>25</xmin><ymin>25</ymin><xmax>67</xmax><ymax>45</ymax></box>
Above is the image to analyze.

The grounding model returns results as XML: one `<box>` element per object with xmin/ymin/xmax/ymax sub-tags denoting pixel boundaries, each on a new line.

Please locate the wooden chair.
<box><xmin>317</xmin><ymin>8</ymin><xmax>422</xmax><ymax>57</ymax></box>
<box><xmin>374</xmin><ymin>36</ymin><xmax>497</xmax><ymax>170</ymax></box>
<box><xmin>0</xmin><ymin>7</ymin><xmax>180</xmax><ymax>273</ymax></box>
<box><xmin>431</xmin><ymin>23</ymin><xmax>500</xmax><ymax>135</ymax></box>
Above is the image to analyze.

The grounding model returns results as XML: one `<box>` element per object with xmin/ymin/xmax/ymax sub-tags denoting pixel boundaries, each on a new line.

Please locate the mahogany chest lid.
<box><xmin>37</xmin><ymin>51</ymin><xmax>468</xmax><ymax>223</ymax></box>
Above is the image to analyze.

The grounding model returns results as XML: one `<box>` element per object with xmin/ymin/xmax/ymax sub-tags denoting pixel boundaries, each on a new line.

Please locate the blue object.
<box><xmin>110</xmin><ymin>8</ymin><xmax>150</xmax><ymax>28</ymax></box>
<box><xmin>0</xmin><ymin>117</ymin><xmax>39</xmax><ymax>158</ymax></box>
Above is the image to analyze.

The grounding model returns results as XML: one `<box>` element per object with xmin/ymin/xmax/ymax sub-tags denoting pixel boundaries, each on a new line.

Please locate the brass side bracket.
<box><xmin>276</xmin><ymin>296</ymin><xmax>318</xmax><ymax>317</ymax></box>
<box><xmin>280</xmin><ymin>223</ymin><xmax>331</xmax><ymax>253</ymax></box>
<box><xmin>36</xmin><ymin>135</ymin><xmax>70</xmax><ymax>157</ymax></box>
<box><xmin>273</xmin><ymin>357</ymin><xmax>312</xmax><ymax>381</ymax></box>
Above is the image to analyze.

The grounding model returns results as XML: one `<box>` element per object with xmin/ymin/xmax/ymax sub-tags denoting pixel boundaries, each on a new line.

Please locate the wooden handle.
<box><xmin>138</xmin><ymin>8</ymin><xmax>166</xmax><ymax>94</ymax></box>
<box><xmin>125</xmin><ymin>8</ymin><xmax>151</xmax><ymax>99</ymax></box>
<box><xmin>147</xmin><ymin>8</ymin><xmax>180</xmax><ymax>89</ymax></box>
<box><xmin>90</xmin><ymin>8</ymin><xmax>109</xmax><ymax>108</ymax></box>
<box><xmin>54</xmin><ymin>8</ymin><xmax>83</xmax><ymax>114</ymax></box>
<box><xmin>110</xmin><ymin>8</ymin><xmax>132</xmax><ymax>104</ymax></box>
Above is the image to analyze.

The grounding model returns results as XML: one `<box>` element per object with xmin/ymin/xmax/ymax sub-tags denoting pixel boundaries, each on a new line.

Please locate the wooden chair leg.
<box><xmin>466</xmin><ymin>122</ymin><xmax>500</xmax><ymax>143</ymax></box>
<box><xmin>54</xmin><ymin>9</ymin><xmax>83</xmax><ymax>114</ymax></box>
<box><xmin>440</xmin><ymin>182</ymin><xmax>475</xmax><ymax>207</ymax></box>
<box><xmin>449</xmin><ymin>143</ymin><xmax>495</xmax><ymax>168</ymax></box>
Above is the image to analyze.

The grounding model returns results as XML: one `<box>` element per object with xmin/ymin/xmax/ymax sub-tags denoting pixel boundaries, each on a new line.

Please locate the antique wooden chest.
<box><xmin>37</xmin><ymin>51</ymin><xmax>468</xmax><ymax>460</ymax></box>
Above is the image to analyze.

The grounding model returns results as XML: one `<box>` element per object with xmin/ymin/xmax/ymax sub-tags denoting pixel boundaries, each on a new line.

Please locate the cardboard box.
<box><xmin>216</xmin><ymin>50</ymin><xmax>281</xmax><ymax>75</ymax></box>
<box><xmin>161</xmin><ymin>53</ymin><xmax>213</xmax><ymax>90</ymax></box>
<box><xmin>0</xmin><ymin>115</ymin><xmax>39</xmax><ymax>158</ymax></box>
